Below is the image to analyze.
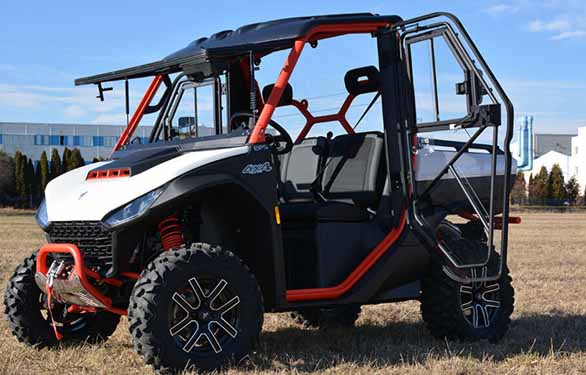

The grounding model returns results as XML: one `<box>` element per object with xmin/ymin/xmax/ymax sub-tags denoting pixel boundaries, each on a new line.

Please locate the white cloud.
<box><xmin>504</xmin><ymin>78</ymin><xmax>586</xmax><ymax>90</ymax></box>
<box><xmin>0</xmin><ymin>82</ymin><xmax>147</xmax><ymax>124</ymax></box>
<box><xmin>528</xmin><ymin>12</ymin><xmax>586</xmax><ymax>40</ymax></box>
<box><xmin>528</xmin><ymin>16</ymin><xmax>572</xmax><ymax>32</ymax></box>
<box><xmin>550</xmin><ymin>30</ymin><xmax>586</xmax><ymax>40</ymax></box>
<box><xmin>0</xmin><ymin>83</ymin><xmax>120</xmax><ymax>110</ymax></box>
<box><xmin>63</xmin><ymin>105</ymin><xmax>86</xmax><ymax>118</ymax></box>
<box><xmin>484</xmin><ymin>3</ymin><xmax>521</xmax><ymax>14</ymax></box>
<box><xmin>503</xmin><ymin>77</ymin><xmax>586</xmax><ymax>133</ymax></box>
<box><xmin>0</xmin><ymin>91</ymin><xmax>43</xmax><ymax>108</ymax></box>
<box><xmin>91</xmin><ymin>113</ymin><xmax>127</xmax><ymax>125</ymax></box>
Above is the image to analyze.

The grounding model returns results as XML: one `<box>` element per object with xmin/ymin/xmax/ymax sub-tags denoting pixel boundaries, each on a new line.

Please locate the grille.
<box><xmin>48</xmin><ymin>221</ymin><xmax>113</xmax><ymax>266</ymax></box>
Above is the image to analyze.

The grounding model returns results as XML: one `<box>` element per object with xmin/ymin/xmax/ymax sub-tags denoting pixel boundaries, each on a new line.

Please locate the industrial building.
<box><xmin>570</xmin><ymin>127</ymin><xmax>586</xmax><ymax>191</ymax></box>
<box><xmin>2</xmin><ymin>122</ymin><xmax>585</xmax><ymax>192</ymax></box>
<box><xmin>533</xmin><ymin>133</ymin><xmax>574</xmax><ymax>158</ymax></box>
<box><xmin>0</xmin><ymin>122</ymin><xmax>154</xmax><ymax>162</ymax></box>
<box><xmin>524</xmin><ymin>128</ymin><xmax>586</xmax><ymax>191</ymax></box>
<box><xmin>0</xmin><ymin>122</ymin><xmax>221</xmax><ymax>163</ymax></box>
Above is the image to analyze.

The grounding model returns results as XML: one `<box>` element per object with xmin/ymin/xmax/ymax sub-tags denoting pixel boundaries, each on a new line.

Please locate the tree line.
<box><xmin>510</xmin><ymin>164</ymin><xmax>585</xmax><ymax>206</ymax></box>
<box><xmin>1</xmin><ymin>149</ymin><xmax>583</xmax><ymax>209</ymax></box>
<box><xmin>0</xmin><ymin>148</ymin><xmax>102</xmax><ymax>208</ymax></box>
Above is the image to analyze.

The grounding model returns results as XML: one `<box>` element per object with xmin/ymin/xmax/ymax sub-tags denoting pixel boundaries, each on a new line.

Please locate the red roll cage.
<box><xmin>99</xmin><ymin>20</ymin><xmax>406</xmax><ymax>304</ymax></box>
<box><xmin>38</xmin><ymin>15</ymin><xmax>517</xmax><ymax>316</ymax></box>
<box><xmin>112</xmin><ymin>21</ymin><xmax>392</xmax><ymax>154</ymax></box>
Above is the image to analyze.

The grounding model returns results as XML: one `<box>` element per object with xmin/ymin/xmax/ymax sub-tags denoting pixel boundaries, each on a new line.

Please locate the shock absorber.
<box><xmin>158</xmin><ymin>213</ymin><xmax>183</xmax><ymax>251</ymax></box>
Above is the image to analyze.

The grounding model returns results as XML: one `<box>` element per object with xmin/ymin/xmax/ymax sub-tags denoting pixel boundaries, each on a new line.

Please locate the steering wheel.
<box><xmin>229</xmin><ymin>112</ymin><xmax>293</xmax><ymax>155</ymax></box>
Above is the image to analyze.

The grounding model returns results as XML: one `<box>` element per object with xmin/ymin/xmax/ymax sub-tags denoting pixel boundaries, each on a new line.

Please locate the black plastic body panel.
<box><xmin>370</xmin><ymin>280</ymin><xmax>421</xmax><ymax>303</ymax></box>
<box><xmin>280</xmin><ymin>230</ymin><xmax>430</xmax><ymax>311</ymax></box>
<box><xmin>315</xmin><ymin>221</ymin><xmax>385</xmax><ymax>287</ymax></box>
<box><xmin>282</xmin><ymin>223</ymin><xmax>318</xmax><ymax>289</ymax></box>
<box><xmin>146</xmin><ymin>145</ymin><xmax>288</xmax><ymax>310</ymax></box>
<box><xmin>278</xmin><ymin>28</ymin><xmax>433</xmax><ymax>311</ymax></box>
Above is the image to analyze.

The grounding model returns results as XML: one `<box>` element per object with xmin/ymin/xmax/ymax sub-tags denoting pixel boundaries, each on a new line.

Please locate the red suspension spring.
<box><xmin>158</xmin><ymin>214</ymin><xmax>183</xmax><ymax>251</ymax></box>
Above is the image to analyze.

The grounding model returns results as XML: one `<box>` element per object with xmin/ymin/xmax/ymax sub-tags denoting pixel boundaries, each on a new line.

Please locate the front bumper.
<box><xmin>35</xmin><ymin>244</ymin><xmax>131</xmax><ymax>315</ymax></box>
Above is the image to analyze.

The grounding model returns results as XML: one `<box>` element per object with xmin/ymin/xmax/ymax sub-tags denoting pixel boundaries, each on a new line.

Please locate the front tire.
<box><xmin>4</xmin><ymin>252</ymin><xmax>120</xmax><ymax>347</ymax></box>
<box><xmin>128</xmin><ymin>243</ymin><xmax>264</xmax><ymax>373</ymax></box>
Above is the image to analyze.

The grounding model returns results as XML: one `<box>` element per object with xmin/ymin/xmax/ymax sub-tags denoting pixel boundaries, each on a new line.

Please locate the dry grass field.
<box><xmin>0</xmin><ymin>210</ymin><xmax>585</xmax><ymax>375</ymax></box>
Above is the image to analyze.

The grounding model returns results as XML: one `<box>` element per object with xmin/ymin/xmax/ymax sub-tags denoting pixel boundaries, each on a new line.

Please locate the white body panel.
<box><xmin>45</xmin><ymin>146</ymin><xmax>249</xmax><ymax>222</ymax></box>
<box><xmin>415</xmin><ymin>147</ymin><xmax>517</xmax><ymax>181</ymax></box>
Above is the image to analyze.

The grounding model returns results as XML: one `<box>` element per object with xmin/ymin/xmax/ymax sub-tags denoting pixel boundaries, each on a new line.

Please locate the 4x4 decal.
<box><xmin>241</xmin><ymin>162</ymin><xmax>272</xmax><ymax>175</ymax></box>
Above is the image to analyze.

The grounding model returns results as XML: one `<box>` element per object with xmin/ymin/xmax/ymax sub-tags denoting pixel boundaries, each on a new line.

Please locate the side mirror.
<box><xmin>262</xmin><ymin>83</ymin><xmax>293</xmax><ymax>107</ymax></box>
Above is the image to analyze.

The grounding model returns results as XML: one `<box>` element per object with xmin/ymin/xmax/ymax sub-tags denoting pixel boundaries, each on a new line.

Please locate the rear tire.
<box><xmin>291</xmin><ymin>305</ymin><xmax>361</xmax><ymax>329</ymax></box>
<box><xmin>128</xmin><ymin>243</ymin><xmax>264</xmax><ymax>373</ymax></box>
<box><xmin>4</xmin><ymin>252</ymin><xmax>120</xmax><ymax>348</ymax></box>
<box><xmin>421</xmin><ymin>236</ymin><xmax>514</xmax><ymax>342</ymax></box>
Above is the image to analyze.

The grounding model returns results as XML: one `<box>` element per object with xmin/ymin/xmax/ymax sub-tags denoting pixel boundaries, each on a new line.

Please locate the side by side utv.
<box><xmin>4</xmin><ymin>12</ymin><xmax>518</xmax><ymax>373</ymax></box>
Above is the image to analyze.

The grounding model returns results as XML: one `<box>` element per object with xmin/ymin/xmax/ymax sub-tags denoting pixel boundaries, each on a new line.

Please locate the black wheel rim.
<box><xmin>168</xmin><ymin>276</ymin><xmax>240</xmax><ymax>354</ymax></box>
<box><xmin>459</xmin><ymin>266</ymin><xmax>501</xmax><ymax>329</ymax></box>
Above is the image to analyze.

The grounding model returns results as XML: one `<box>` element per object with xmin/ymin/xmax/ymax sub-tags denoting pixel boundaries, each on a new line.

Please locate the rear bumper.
<box><xmin>35</xmin><ymin>243</ymin><xmax>128</xmax><ymax>315</ymax></box>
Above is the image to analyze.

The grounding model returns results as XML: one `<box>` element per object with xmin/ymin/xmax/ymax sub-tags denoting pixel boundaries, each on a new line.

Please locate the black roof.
<box><xmin>75</xmin><ymin>13</ymin><xmax>401</xmax><ymax>86</ymax></box>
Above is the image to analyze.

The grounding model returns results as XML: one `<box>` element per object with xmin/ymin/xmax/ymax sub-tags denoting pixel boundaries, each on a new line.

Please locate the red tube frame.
<box><xmin>249</xmin><ymin>20</ymin><xmax>413</xmax><ymax>302</ymax></box>
<box><xmin>457</xmin><ymin>212</ymin><xmax>521</xmax><ymax>229</ymax></box>
<box><xmin>37</xmin><ymin>244</ymin><xmax>128</xmax><ymax>315</ymax></box>
<box><xmin>99</xmin><ymin>21</ymin><xmax>402</xmax><ymax>304</ymax></box>
<box><xmin>286</xmin><ymin>210</ymin><xmax>407</xmax><ymax>301</ymax></box>
<box><xmin>291</xmin><ymin>95</ymin><xmax>356</xmax><ymax>143</ymax></box>
<box><xmin>112</xmin><ymin>75</ymin><xmax>164</xmax><ymax>153</ymax></box>
<box><xmin>249</xmin><ymin>21</ymin><xmax>391</xmax><ymax>144</ymax></box>
<box><xmin>249</xmin><ymin>39</ymin><xmax>306</xmax><ymax>143</ymax></box>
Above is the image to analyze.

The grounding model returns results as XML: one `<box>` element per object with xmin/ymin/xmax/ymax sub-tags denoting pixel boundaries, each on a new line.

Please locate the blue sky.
<box><xmin>0</xmin><ymin>0</ymin><xmax>584</xmax><ymax>136</ymax></box>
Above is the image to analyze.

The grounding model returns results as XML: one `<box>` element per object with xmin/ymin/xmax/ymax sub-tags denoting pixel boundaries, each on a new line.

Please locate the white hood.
<box><xmin>45</xmin><ymin>146</ymin><xmax>248</xmax><ymax>222</ymax></box>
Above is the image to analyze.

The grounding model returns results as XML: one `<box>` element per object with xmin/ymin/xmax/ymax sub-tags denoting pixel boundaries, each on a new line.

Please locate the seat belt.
<box><xmin>322</xmin><ymin>153</ymin><xmax>351</xmax><ymax>195</ymax></box>
<box><xmin>322</xmin><ymin>92</ymin><xmax>381</xmax><ymax>195</ymax></box>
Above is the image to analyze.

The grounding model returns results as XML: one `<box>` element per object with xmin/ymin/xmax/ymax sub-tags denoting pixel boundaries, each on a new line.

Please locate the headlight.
<box><xmin>36</xmin><ymin>199</ymin><xmax>49</xmax><ymax>229</ymax></box>
<box><xmin>103</xmin><ymin>187</ymin><xmax>164</xmax><ymax>228</ymax></box>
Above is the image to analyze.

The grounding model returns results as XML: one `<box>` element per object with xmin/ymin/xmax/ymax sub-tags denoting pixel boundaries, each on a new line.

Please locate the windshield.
<box><xmin>153</xmin><ymin>75</ymin><xmax>229</xmax><ymax>142</ymax></box>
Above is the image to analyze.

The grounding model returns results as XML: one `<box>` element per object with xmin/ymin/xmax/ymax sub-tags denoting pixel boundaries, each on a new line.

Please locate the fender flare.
<box><xmin>148</xmin><ymin>171</ymin><xmax>286</xmax><ymax>309</ymax></box>
<box><xmin>152</xmin><ymin>172</ymin><xmax>273</xmax><ymax>215</ymax></box>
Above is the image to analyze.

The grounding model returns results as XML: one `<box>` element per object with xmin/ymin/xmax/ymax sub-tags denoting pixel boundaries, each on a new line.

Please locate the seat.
<box><xmin>279</xmin><ymin>138</ymin><xmax>321</xmax><ymax>202</ymax></box>
<box><xmin>280</xmin><ymin>132</ymin><xmax>386</xmax><ymax>224</ymax></box>
<box><xmin>321</xmin><ymin>132</ymin><xmax>386</xmax><ymax>208</ymax></box>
